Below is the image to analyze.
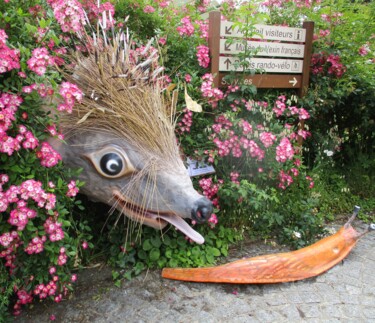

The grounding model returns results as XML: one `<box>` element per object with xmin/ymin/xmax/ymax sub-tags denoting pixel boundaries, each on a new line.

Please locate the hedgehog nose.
<box><xmin>191</xmin><ymin>197</ymin><xmax>213</xmax><ymax>224</ymax></box>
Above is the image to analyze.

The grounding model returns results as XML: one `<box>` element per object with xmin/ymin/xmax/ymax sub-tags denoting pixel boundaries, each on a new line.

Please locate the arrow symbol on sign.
<box><xmin>224</xmin><ymin>58</ymin><xmax>232</xmax><ymax>69</ymax></box>
<box><xmin>289</xmin><ymin>77</ymin><xmax>298</xmax><ymax>87</ymax></box>
<box><xmin>224</xmin><ymin>42</ymin><xmax>231</xmax><ymax>51</ymax></box>
<box><xmin>225</xmin><ymin>25</ymin><xmax>233</xmax><ymax>35</ymax></box>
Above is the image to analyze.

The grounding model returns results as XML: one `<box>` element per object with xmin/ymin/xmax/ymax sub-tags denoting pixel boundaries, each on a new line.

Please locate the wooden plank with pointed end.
<box><xmin>162</xmin><ymin>207</ymin><xmax>373</xmax><ymax>284</ymax></box>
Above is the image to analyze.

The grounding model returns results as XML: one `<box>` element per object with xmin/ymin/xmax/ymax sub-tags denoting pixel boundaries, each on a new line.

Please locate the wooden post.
<box><xmin>297</xmin><ymin>21</ymin><xmax>314</xmax><ymax>146</ymax></box>
<box><xmin>298</xmin><ymin>21</ymin><xmax>314</xmax><ymax>97</ymax></box>
<box><xmin>208</xmin><ymin>11</ymin><xmax>221</xmax><ymax>88</ymax></box>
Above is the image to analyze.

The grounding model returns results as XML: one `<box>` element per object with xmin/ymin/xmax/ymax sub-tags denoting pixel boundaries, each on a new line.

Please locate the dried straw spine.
<box><xmin>61</xmin><ymin>12</ymin><xmax>179</xmax><ymax>166</ymax></box>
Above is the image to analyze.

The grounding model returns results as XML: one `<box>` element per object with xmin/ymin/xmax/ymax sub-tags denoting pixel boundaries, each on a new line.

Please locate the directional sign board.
<box><xmin>219</xmin><ymin>74</ymin><xmax>301</xmax><ymax>89</ymax></box>
<box><xmin>219</xmin><ymin>57</ymin><xmax>303</xmax><ymax>73</ymax></box>
<box><xmin>208</xmin><ymin>11</ymin><xmax>314</xmax><ymax>96</ymax></box>
<box><xmin>220</xmin><ymin>21</ymin><xmax>306</xmax><ymax>42</ymax></box>
<box><xmin>220</xmin><ymin>39</ymin><xmax>305</xmax><ymax>58</ymax></box>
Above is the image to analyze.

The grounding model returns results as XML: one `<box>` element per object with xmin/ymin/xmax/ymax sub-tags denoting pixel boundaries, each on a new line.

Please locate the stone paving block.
<box><xmin>332</xmin><ymin>282</ymin><xmax>350</xmax><ymax>293</ymax></box>
<box><xmin>362</xmin><ymin>294</ymin><xmax>375</xmax><ymax>306</ymax></box>
<box><xmin>315</xmin><ymin>274</ymin><xmax>328</xmax><ymax>283</ymax></box>
<box><xmin>237</xmin><ymin>284</ymin><xmax>263</xmax><ymax>296</ymax></box>
<box><xmin>262</xmin><ymin>284</ymin><xmax>283</xmax><ymax>294</ymax></box>
<box><xmin>286</xmin><ymin>291</ymin><xmax>304</xmax><ymax>304</ymax></box>
<box><xmin>318</xmin><ymin>290</ymin><xmax>342</xmax><ymax>304</ymax></box>
<box><xmin>362</xmin><ymin>279</ymin><xmax>375</xmax><ymax>294</ymax></box>
<box><xmin>279</xmin><ymin>282</ymin><xmax>293</xmax><ymax>292</ymax></box>
<box><xmin>342</xmin><ymin>303</ymin><xmax>365</xmax><ymax>319</ymax></box>
<box><xmin>313</xmin><ymin>282</ymin><xmax>335</xmax><ymax>294</ymax></box>
<box><xmin>254</xmin><ymin>308</ymin><xmax>284</xmax><ymax>321</ymax></box>
<box><xmin>366</xmin><ymin>252</ymin><xmax>375</xmax><ymax>262</ymax></box>
<box><xmin>363</xmin><ymin>269</ymin><xmax>375</xmax><ymax>281</ymax></box>
<box><xmin>277</xmin><ymin>304</ymin><xmax>303</xmax><ymax>320</ymax></box>
<box><xmin>340</xmin><ymin>274</ymin><xmax>361</xmax><ymax>286</ymax></box>
<box><xmin>224</xmin><ymin>298</ymin><xmax>256</xmax><ymax>315</ymax></box>
<box><xmin>299</xmin><ymin>291</ymin><xmax>322</xmax><ymax>303</ymax></box>
<box><xmin>363</xmin><ymin>306</ymin><xmax>375</xmax><ymax>319</ymax></box>
<box><xmin>319</xmin><ymin>304</ymin><xmax>347</xmax><ymax>318</ymax></box>
<box><xmin>297</xmin><ymin>304</ymin><xmax>321</xmax><ymax>318</ymax></box>
<box><xmin>341</xmin><ymin>261</ymin><xmax>363</xmax><ymax>276</ymax></box>
<box><xmin>326</xmin><ymin>262</ymin><xmax>346</xmax><ymax>274</ymax></box>
<box><xmin>279</xmin><ymin>281</ymin><xmax>303</xmax><ymax>291</ymax></box>
<box><xmin>301</xmin><ymin>280</ymin><xmax>320</xmax><ymax>292</ymax></box>
<box><xmin>264</xmin><ymin>293</ymin><xmax>288</xmax><ymax>306</ymax></box>
<box><xmin>339</xmin><ymin>293</ymin><xmax>361</xmax><ymax>305</ymax></box>
<box><xmin>345</xmin><ymin>284</ymin><xmax>363</xmax><ymax>295</ymax></box>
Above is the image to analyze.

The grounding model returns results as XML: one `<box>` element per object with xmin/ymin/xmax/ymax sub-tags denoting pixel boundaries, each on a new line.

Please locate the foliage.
<box><xmin>114</xmin><ymin>0</ymin><xmax>166</xmax><ymax>40</ymax></box>
<box><xmin>108</xmin><ymin>224</ymin><xmax>242</xmax><ymax>286</ymax></box>
<box><xmin>218</xmin><ymin>176</ymin><xmax>325</xmax><ymax>249</ymax></box>
<box><xmin>311</xmin><ymin>164</ymin><xmax>375</xmax><ymax>223</ymax></box>
<box><xmin>0</xmin><ymin>264</ymin><xmax>14</xmax><ymax>322</ymax></box>
<box><xmin>276</xmin><ymin>0</ymin><xmax>375</xmax><ymax>170</ymax></box>
<box><xmin>0</xmin><ymin>0</ymin><xmax>94</xmax><ymax>316</ymax></box>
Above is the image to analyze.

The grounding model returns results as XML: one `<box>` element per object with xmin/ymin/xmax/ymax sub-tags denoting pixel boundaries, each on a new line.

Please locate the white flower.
<box><xmin>324</xmin><ymin>149</ymin><xmax>334</xmax><ymax>157</ymax></box>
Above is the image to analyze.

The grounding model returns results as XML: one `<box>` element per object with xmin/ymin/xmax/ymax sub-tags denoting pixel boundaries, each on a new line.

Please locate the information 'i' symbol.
<box><xmin>295</xmin><ymin>30</ymin><xmax>302</xmax><ymax>41</ymax></box>
<box><xmin>292</xmin><ymin>61</ymin><xmax>300</xmax><ymax>71</ymax></box>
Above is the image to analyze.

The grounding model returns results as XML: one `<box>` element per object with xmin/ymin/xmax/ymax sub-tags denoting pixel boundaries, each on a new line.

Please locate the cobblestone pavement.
<box><xmin>17</xmin><ymin>221</ymin><xmax>375</xmax><ymax>323</ymax></box>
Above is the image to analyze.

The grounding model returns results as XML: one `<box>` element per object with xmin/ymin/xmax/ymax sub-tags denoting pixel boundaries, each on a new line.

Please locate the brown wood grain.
<box><xmin>162</xmin><ymin>225</ymin><xmax>361</xmax><ymax>284</ymax></box>
<box><xmin>208</xmin><ymin>11</ymin><xmax>221</xmax><ymax>88</ymax></box>
<box><xmin>218</xmin><ymin>74</ymin><xmax>302</xmax><ymax>89</ymax></box>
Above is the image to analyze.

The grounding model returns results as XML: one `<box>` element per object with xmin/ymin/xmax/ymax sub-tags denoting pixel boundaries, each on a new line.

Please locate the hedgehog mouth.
<box><xmin>113</xmin><ymin>191</ymin><xmax>204</xmax><ymax>244</ymax></box>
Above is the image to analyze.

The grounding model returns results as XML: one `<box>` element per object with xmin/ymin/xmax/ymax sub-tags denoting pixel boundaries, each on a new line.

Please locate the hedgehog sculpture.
<box><xmin>49</xmin><ymin>15</ymin><xmax>212</xmax><ymax>244</ymax></box>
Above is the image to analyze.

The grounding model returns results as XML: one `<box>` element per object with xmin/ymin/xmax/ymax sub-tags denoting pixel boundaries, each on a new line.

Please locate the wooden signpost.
<box><xmin>208</xmin><ymin>11</ymin><xmax>314</xmax><ymax>97</ymax></box>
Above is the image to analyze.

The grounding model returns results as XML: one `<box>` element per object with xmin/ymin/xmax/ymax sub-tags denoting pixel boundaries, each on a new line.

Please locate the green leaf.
<box><xmin>150</xmin><ymin>236</ymin><xmax>161</xmax><ymax>248</ymax></box>
<box><xmin>221</xmin><ymin>247</ymin><xmax>228</xmax><ymax>257</ymax></box>
<box><xmin>25</xmin><ymin>23</ymin><xmax>38</xmax><ymax>34</ymax></box>
<box><xmin>10</xmin><ymin>165</ymin><xmax>22</xmax><ymax>172</ymax></box>
<box><xmin>205</xmin><ymin>253</ymin><xmax>214</xmax><ymax>264</ymax></box>
<box><xmin>191</xmin><ymin>246</ymin><xmax>201</xmax><ymax>257</ymax></box>
<box><xmin>134</xmin><ymin>262</ymin><xmax>145</xmax><ymax>274</ymax></box>
<box><xmin>142</xmin><ymin>239</ymin><xmax>152</xmax><ymax>251</ymax></box>
<box><xmin>112</xmin><ymin>271</ymin><xmax>120</xmax><ymax>280</ymax></box>
<box><xmin>123</xmin><ymin>271</ymin><xmax>132</xmax><ymax>280</ymax></box>
<box><xmin>157</xmin><ymin>258</ymin><xmax>167</xmax><ymax>268</ymax></box>
<box><xmin>168</xmin><ymin>259</ymin><xmax>179</xmax><ymax>268</ymax></box>
<box><xmin>165</xmin><ymin>249</ymin><xmax>173</xmax><ymax>259</ymax></box>
<box><xmin>62</xmin><ymin>220</ymin><xmax>71</xmax><ymax>227</ymax></box>
<box><xmin>149</xmin><ymin>248</ymin><xmax>160</xmax><ymax>262</ymax></box>
<box><xmin>162</xmin><ymin>235</ymin><xmax>171</xmax><ymax>246</ymax></box>
<box><xmin>211</xmin><ymin>248</ymin><xmax>221</xmax><ymax>257</ymax></box>
<box><xmin>137</xmin><ymin>250</ymin><xmax>147</xmax><ymax>260</ymax></box>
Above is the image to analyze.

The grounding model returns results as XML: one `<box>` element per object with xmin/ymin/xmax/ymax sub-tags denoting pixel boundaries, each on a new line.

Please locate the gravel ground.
<box><xmin>15</xmin><ymin>220</ymin><xmax>375</xmax><ymax>323</ymax></box>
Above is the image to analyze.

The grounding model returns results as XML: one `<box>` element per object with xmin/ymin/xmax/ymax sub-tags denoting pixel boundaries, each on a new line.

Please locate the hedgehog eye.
<box><xmin>86</xmin><ymin>146</ymin><xmax>136</xmax><ymax>179</ymax></box>
<box><xmin>100</xmin><ymin>153</ymin><xmax>123</xmax><ymax>176</ymax></box>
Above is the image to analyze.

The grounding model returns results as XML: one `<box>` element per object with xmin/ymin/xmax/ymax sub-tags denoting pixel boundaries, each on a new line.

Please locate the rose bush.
<box><xmin>0</xmin><ymin>0</ymin><xmax>98</xmax><ymax>316</ymax></box>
